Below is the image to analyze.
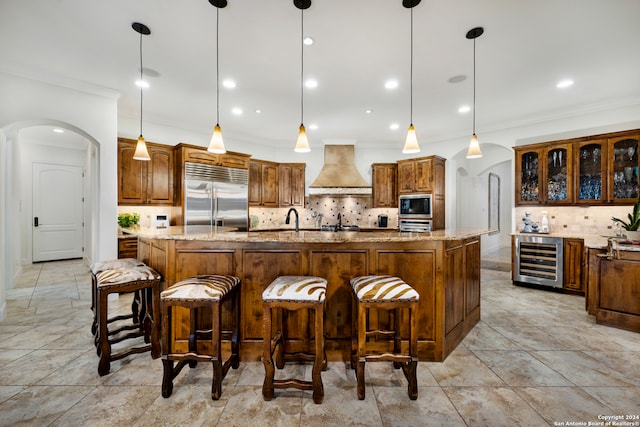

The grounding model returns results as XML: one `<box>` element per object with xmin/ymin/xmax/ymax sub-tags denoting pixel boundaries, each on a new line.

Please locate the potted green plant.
<box><xmin>117</xmin><ymin>212</ymin><xmax>140</xmax><ymax>229</ymax></box>
<box><xmin>611</xmin><ymin>197</ymin><xmax>640</xmax><ymax>241</ymax></box>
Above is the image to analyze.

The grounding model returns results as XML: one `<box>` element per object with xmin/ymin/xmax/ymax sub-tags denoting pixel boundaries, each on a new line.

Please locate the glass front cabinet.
<box><xmin>576</xmin><ymin>139</ymin><xmax>607</xmax><ymax>204</ymax></box>
<box><xmin>608</xmin><ymin>135</ymin><xmax>639</xmax><ymax>204</ymax></box>
<box><xmin>515</xmin><ymin>130</ymin><xmax>639</xmax><ymax>206</ymax></box>
<box><xmin>544</xmin><ymin>144</ymin><xmax>573</xmax><ymax>204</ymax></box>
<box><xmin>516</xmin><ymin>148</ymin><xmax>543</xmax><ymax>204</ymax></box>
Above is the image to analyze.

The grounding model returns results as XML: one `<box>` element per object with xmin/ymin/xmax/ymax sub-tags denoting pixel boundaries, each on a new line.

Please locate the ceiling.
<box><xmin>2</xmin><ymin>0</ymin><xmax>640</xmax><ymax>151</ymax></box>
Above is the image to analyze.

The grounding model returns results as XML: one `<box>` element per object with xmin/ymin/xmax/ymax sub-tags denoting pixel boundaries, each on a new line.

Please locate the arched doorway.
<box><xmin>1</xmin><ymin>120</ymin><xmax>100</xmax><ymax>288</ymax></box>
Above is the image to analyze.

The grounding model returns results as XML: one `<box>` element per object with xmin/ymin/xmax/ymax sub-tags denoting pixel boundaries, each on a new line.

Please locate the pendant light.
<box><xmin>294</xmin><ymin>0</ymin><xmax>311</xmax><ymax>153</ymax></box>
<box><xmin>402</xmin><ymin>0</ymin><xmax>421</xmax><ymax>154</ymax></box>
<box><xmin>466</xmin><ymin>27</ymin><xmax>484</xmax><ymax>159</ymax></box>
<box><xmin>207</xmin><ymin>0</ymin><xmax>228</xmax><ymax>154</ymax></box>
<box><xmin>132</xmin><ymin>22</ymin><xmax>151</xmax><ymax>161</ymax></box>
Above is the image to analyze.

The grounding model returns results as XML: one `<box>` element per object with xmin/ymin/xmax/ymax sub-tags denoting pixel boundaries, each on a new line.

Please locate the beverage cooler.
<box><xmin>513</xmin><ymin>235</ymin><xmax>564</xmax><ymax>288</ymax></box>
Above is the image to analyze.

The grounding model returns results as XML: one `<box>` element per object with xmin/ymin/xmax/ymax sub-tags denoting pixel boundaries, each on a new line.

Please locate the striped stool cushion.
<box><xmin>350</xmin><ymin>275</ymin><xmax>419</xmax><ymax>302</ymax></box>
<box><xmin>262</xmin><ymin>276</ymin><xmax>327</xmax><ymax>303</ymax></box>
<box><xmin>96</xmin><ymin>265</ymin><xmax>161</xmax><ymax>288</ymax></box>
<box><xmin>91</xmin><ymin>258</ymin><xmax>145</xmax><ymax>275</ymax></box>
<box><xmin>161</xmin><ymin>275</ymin><xmax>240</xmax><ymax>302</ymax></box>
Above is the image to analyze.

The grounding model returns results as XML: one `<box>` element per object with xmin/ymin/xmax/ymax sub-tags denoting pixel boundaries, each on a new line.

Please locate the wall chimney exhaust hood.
<box><xmin>308</xmin><ymin>145</ymin><xmax>372</xmax><ymax>195</ymax></box>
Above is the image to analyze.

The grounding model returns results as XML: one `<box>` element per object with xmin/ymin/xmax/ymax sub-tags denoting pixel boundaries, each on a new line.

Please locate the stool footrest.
<box><xmin>283</xmin><ymin>352</ymin><xmax>317</xmax><ymax>363</ymax></box>
<box><xmin>363</xmin><ymin>353</ymin><xmax>412</xmax><ymax>363</ymax></box>
<box><xmin>365</xmin><ymin>330</ymin><xmax>396</xmax><ymax>339</ymax></box>
<box><xmin>109</xmin><ymin>344</ymin><xmax>152</xmax><ymax>362</ymax></box>
<box><xmin>272</xmin><ymin>378</ymin><xmax>314</xmax><ymax>391</ymax></box>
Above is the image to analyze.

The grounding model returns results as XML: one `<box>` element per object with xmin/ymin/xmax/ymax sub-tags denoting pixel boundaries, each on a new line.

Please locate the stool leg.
<box><xmin>211</xmin><ymin>301</ymin><xmax>223</xmax><ymax>400</ymax></box>
<box><xmin>230</xmin><ymin>287</ymin><xmax>240</xmax><ymax>369</ymax></box>
<box><xmin>162</xmin><ymin>359</ymin><xmax>174</xmax><ymax>398</ymax></box>
<box><xmin>150</xmin><ymin>282</ymin><xmax>161</xmax><ymax>359</ymax></box>
<box><xmin>393</xmin><ymin>308</ymin><xmax>401</xmax><ymax>369</ymax></box>
<box><xmin>350</xmin><ymin>293</ymin><xmax>357</xmax><ymax>370</ymax></box>
<box><xmin>356</xmin><ymin>302</ymin><xmax>367</xmax><ymax>400</ymax></box>
<box><xmin>188</xmin><ymin>308</ymin><xmax>198</xmax><ymax>369</ymax></box>
<box><xmin>97</xmin><ymin>289</ymin><xmax>111</xmax><ymax>376</ymax></box>
<box><xmin>312</xmin><ymin>304</ymin><xmax>324</xmax><ymax>404</ymax></box>
<box><xmin>407</xmin><ymin>303</ymin><xmax>418</xmax><ymax>400</ymax></box>
<box><xmin>274</xmin><ymin>308</ymin><xmax>285</xmax><ymax>369</ymax></box>
<box><xmin>262</xmin><ymin>304</ymin><xmax>274</xmax><ymax>401</ymax></box>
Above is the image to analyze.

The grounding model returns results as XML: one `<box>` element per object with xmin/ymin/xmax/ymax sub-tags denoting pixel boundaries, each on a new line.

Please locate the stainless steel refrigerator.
<box><xmin>184</xmin><ymin>162</ymin><xmax>249</xmax><ymax>231</ymax></box>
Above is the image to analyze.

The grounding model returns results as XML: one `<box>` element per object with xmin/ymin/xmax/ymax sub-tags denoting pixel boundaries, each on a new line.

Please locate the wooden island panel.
<box><xmin>139</xmin><ymin>232</ymin><xmax>481</xmax><ymax>362</ymax></box>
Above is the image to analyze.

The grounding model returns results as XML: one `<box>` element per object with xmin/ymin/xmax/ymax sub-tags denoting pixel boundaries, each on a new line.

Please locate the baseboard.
<box><xmin>0</xmin><ymin>300</ymin><xmax>6</xmax><ymax>322</ymax></box>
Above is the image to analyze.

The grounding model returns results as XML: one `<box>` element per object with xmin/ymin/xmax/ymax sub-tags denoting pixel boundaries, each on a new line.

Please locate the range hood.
<box><xmin>308</xmin><ymin>145</ymin><xmax>372</xmax><ymax>195</ymax></box>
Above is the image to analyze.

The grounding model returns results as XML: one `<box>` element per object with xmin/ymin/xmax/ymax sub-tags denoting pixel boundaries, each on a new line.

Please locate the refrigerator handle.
<box><xmin>213</xmin><ymin>186</ymin><xmax>218</xmax><ymax>229</ymax></box>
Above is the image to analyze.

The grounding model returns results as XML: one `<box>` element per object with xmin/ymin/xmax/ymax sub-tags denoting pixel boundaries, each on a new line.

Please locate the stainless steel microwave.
<box><xmin>399</xmin><ymin>194</ymin><xmax>432</xmax><ymax>219</ymax></box>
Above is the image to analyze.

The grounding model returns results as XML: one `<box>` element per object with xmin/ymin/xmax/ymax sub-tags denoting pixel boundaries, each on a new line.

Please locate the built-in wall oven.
<box><xmin>399</xmin><ymin>194</ymin><xmax>432</xmax><ymax>232</ymax></box>
<box><xmin>513</xmin><ymin>235</ymin><xmax>564</xmax><ymax>288</ymax></box>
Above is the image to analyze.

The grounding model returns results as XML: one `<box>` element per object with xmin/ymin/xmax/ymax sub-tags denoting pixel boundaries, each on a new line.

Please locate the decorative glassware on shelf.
<box><xmin>546</xmin><ymin>148</ymin><xmax>568</xmax><ymax>201</ymax></box>
<box><xmin>612</xmin><ymin>138</ymin><xmax>639</xmax><ymax>200</ymax></box>
<box><xmin>578</xmin><ymin>144</ymin><xmax>603</xmax><ymax>201</ymax></box>
<box><xmin>520</xmin><ymin>152</ymin><xmax>539</xmax><ymax>201</ymax></box>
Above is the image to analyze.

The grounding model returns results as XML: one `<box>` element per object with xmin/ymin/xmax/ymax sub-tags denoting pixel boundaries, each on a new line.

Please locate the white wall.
<box><xmin>0</xmin><ymin>71</ymin><xmax>119</xmax><ymax>309</ymax></box>
<box><xmin>0</xmin><ymin>129</ymin><xmax>6</xmax><ymax>320</ymax></box>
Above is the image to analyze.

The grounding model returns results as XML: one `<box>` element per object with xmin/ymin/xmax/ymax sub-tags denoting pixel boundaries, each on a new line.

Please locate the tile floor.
<box><xmin>1</xmin><ymin>256</ymin><xmax>639</xmax><ymax>427</ymax></box>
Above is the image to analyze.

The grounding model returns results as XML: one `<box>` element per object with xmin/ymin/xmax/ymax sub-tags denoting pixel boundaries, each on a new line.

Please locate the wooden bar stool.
<box><xmin>90</xmin><ymin>258</ymin><xmax>146</xmax><ymax>339</ymax></box>
<box><xmin>262</xmin><ymin>276</ymin><xmax>327</xmax><ymax>404</ymax></box>
<box><xmin>350</xmin><ymin>275</ymin><xmax>419</xmax><ymax>400</ymax></box>
<box><xmin>95</xmin><ymin>265</ymin><xmax>162</xmax><ymax>376</ymax></box>
<box><xmin>160</xmin><ymin>275</ymin><xmax>240</xmax><ymax>401</ymax></box>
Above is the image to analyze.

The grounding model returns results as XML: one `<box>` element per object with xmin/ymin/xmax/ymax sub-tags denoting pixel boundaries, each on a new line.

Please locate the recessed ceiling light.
<box><xmin>305</xmin><ymin>79</ymin><xmax>318</xmax><ymax>89</ymax></box>
<box><xmin>389</xmin><ymin>123</ymin><xmax>400</xmax><ymax>130</ymax></box>
<box><xmin>255</xmin><ymin>109</ymin><xmax>262</xmax><ymax>114</ymax></box>
<box><xmin>303</xmin><ymin>36</ymin><xmax>314</xmax><ymax>46</ymax></box>
<box><xmin>231</xmin><ymin>108</ymin><xmax>243</xmax><ymax>115</ymax></box>
<box><xmin>365</xmin><ymin>109</ymin><xmax>373</xmax><ymax>114</ymax></box>
<box><xmin>135</xmin><ymin>79</ymin><xmax>150</xmax><ymax>88</ymax></box>
<box><xmin>448</xmin><ymin>75</ymin><xmax>467</xmax><ymax>84</ymax></box>
<box><xmin>223</xmin><ymin>79</ymin><xmax>236</xmax><ymax>89</ymax></box>
<box><xmin>385</xmin><ymin>80</ymin><xmax>399</xmax><ymax>90</ymax></box>
<box><xmin>556</xmin><ymin>79</ymin><xmax>574</xmax><ymax>89</ymax></box>
<box><xmin>53</xmin><ymin>128</ymin><xmax>64</xmax><ymax>134</ymax></box>
<box><xmin>309</xmin><ymin>124</ymin><xmax>318</xmax><ymax>130</ymax></box>
<box><xmin>458</xmin><ymin>105</ymin><xmax>471</xmax><ymax>113</ymax></box>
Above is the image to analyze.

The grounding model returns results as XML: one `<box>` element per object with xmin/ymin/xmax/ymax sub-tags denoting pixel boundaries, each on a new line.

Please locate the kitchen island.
<box><xmin>132</xmin><ymin>226</ymin><xmax>487</xmax><ymax>361</ymax></box>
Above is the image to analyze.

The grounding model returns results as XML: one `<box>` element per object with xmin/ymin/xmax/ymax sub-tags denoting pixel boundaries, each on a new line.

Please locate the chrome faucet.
<box><xmin>285</xmin><ymin>208</ymin><xmax>299</xmax><ymax>232</ymax></box>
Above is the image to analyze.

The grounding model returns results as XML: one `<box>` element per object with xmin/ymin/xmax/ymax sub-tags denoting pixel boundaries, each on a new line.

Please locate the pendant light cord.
<box><xmin>472</xmin><ymin>37</ymin><xmax>476</xmax><ymax>134</ymax></box>
<box><xmin>410</xmin><ymin>6</ymin><xmax>413</xmax><ymax>126</ymax></box>
<box><xmin>216</xmin><ymin>7</ymin><xmax>220</xmax><ymax>125</ymax></box>
<box><xmin>139</xmin><ymin>31</ymin><xmax>143</xmax><ymax>136</ymax></box>
<box><xmin>300</xmin><ymin>7</ymin><xmax>304</xmax><ymax>125</ymax></box>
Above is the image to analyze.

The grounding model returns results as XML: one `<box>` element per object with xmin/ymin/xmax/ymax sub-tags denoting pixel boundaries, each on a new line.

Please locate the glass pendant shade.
<box><xmin>133</xmin><ymin>135</ymin><xmax>151</xmax><ymax>161</ymax></box>
<box><xmin>208</xmin><ymin>124</ymin><xmax>226</xmax><ymax>154</ymax></box>
<box><xmin>294</xmin><ymin>124</ymin><xmax>311</xmax><ymax>153</ymax></box>
<box><xmin>466</xmin><ymin>133</ymin><xmax>483</xmax><ymax>158</ymax></box>
<box><xmin>402</xmin><ymin>124</ymin><xmax>420</xmax><ymax>154</ymax></box>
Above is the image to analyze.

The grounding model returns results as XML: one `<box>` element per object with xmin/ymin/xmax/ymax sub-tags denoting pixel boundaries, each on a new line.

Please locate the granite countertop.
<box><xmin>123</xmin><ymin>226</ymin><xmax>492</xmax><ymax>243</ymax></box>
<box><xmin>512</xmin><ymin>231</ymin><xmax>640</xmax><ymax>252</ymax></box>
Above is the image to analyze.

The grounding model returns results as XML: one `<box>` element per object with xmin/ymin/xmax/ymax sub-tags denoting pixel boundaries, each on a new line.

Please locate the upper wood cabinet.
<box><xmin>372</xmin><ymin>163</ymin><xmax>398</xmax><ymax>208</ymax></box>
<box><xmin>279</xmin><ymin>163</ymin><xmax>305</xmax><ymax>208</ymax></box>
<box><xmin>515</xmin><ymin>129</ymin><xmax>640</xmax><ymax>206</ymax></box>
<box><xmin>249</xmin><ymin>160</ymin><xmax>279</xmax><ymax>207</ymax></box>
<box><xmin>174</xmin><ymin>143</ymin><xmax>250</xmax><ymax>169</ymax></box>
<box><xmin>397</xmin><ymin>155</ymin><xmax>445</xmax><ymax>195</ymax></box>
<box><xmin>118</xmin><ymin>138</ymin><xmax>174</xmax><ymax>205</ymax></box>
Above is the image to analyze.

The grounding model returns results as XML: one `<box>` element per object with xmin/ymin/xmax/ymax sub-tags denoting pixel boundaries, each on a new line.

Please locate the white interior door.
<box><xmin>32</xmin><ymin>163</ymin><xmax>84</xmax><ymax>262</ymax></box>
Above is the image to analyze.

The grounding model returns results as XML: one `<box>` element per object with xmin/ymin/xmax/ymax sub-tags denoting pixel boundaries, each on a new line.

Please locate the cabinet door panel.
<box><xmin>147</xmin><ymin>147</ymin><xmax>174</xmax><ymax>204</ymax></box>
<box><xmin>576</xmin><ymin>141</ymin><xmax>607</xmax><ymax>204</ymax></box>
<box><xmin>609</xmin><ymin>135</ymin><xmax>639</xmax><ymax>203</ymax></box>
<box><xmin>118</xmin><ymin>143</ymin><xmax>146</xmax><ymax>204</ymax></box>
<box><xmin>415</xmin><ymin>158</ymin><xmax>433</xmax><ymax>193</ymax></box>
<box><xmin>544</xmin><ymin>145</ymin><xmax>573</xmax><ymax>204</ymax></box>
<box><xmin>516</xmin><ymin>149</ymin><xmax>542</xmax><ymax>204</ymax></box>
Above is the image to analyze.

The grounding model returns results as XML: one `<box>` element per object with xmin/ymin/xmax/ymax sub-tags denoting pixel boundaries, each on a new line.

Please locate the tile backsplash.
<box><xmin>514</xmin><ymin>205</ymin><xmax>635</xmax><ymax>235</ymax></box>
<box><xmin>250</xmin><ymin>196</ymin><xmax>398</xmax><ymax>230</ymax></box>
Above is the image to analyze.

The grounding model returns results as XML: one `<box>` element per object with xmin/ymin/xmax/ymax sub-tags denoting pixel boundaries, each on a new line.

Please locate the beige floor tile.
<box><xmin>472</xmin><ymin>350</ymin><xmax>573</xmax><ymax>386</ymax></box>
<box><xmin>531</xmin><ymin>350</ymin><xmax>637</xmax><ymax>387</ymax></box>
<box><xmin>443</xmin><ymin>386</ymin><xmax>550</xmax><ymax>427</ymax></box>
<box><xmin>460</xmin><ymin>322</ymin><xmax>523</xmax><ymax>350</ymax></box>
<box><xmin>426</xmin><ymin>350</ymin><xmax>505</xmax><ymax>387</ymax></box>
<box><xmin>215</xmin><ymin>385</ymin><xmax>303</xmax><ymax>427</ymax></box>
<box><xmin>301</xmin><ymin>386</ymin><xmax>384</xmax><ymax>426</ymax></box>
<box><xmin>579</xmin><ymin>386</ymin><xmax>640</xmax><ymax>414</ymax></box>
<box><xmin>374</xmin><ymin>386</ymin><xmax>467</xmax><ymax>427</ymax></box>
<box><xmin>514</xmin><ymin>386</ymin><xmax>616</xmax><ymax>425</ymax></box>
<box><xmin>0</xmin><ymin>384</ymin><xmax>94</xmax><ymax>427</ymax></box>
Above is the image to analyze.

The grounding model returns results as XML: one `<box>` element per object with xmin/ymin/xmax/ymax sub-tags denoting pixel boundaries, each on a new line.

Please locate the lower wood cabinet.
<box><xmin>118</xmin><ymin>237</ymin><xmax>138</xmax><ymax>259</ymax></box>
<box><xmin>563</xmin><ymin>238</ymin><xmax>584</xmax><ymax>292</ymax></box>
